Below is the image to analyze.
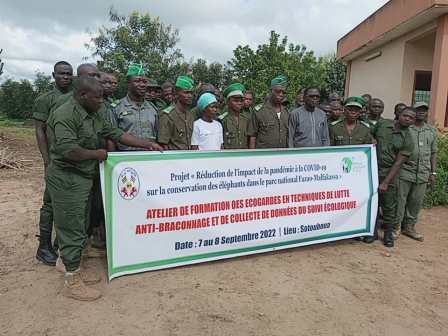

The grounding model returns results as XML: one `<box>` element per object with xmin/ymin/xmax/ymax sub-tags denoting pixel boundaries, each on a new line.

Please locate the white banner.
<box><xmin>100</xmin><ymin>146</ymin><xmax>378</xmax><ymax>280</ymax></box>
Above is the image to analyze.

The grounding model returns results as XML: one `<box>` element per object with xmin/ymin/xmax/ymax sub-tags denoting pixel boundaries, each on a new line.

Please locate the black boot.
<box><xmin>383</xmin><ymin>231</ymin><xmax>394</xmax><ymax>248</ymax></box>
<box><xmin>36</xmin><ymin>236</ymin><xmax>57</xmax><ymax>266</ymax></box>
<box><xmin>363</xmin><ymin>236</ymin><xmax>377</xmax><ymax>244</ymax></box>
<box><xmin>364</xmin><ymin>220</ymin><xmax>379</xmax><ymax>244</ymax></box>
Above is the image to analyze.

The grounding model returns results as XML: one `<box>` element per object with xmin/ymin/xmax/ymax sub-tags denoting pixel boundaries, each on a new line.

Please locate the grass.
<box><xmin>0</xmin><ymin>115</ymin><xmax>35</xmax><ymax>140</ymax></box>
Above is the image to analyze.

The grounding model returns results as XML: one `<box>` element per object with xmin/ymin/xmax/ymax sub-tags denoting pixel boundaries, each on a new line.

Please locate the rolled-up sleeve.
<box><xmin>32</xmin><ymin>95</ymin><xmax>50</xmax><ymax>122</ymax></box>
<box><xmin>99</xmin><ymin>118</ymin><xmax>125</xmax><ymax>142</ymax></box>
<box><xmin>52</xmin><ymin>117</ymin><xmax>83</xmax><ymax>155</ymax></box>
<box><xmin>247</xmin><ymin>113</ymin><xmax>259</xmax><ymax>137</ymax></box>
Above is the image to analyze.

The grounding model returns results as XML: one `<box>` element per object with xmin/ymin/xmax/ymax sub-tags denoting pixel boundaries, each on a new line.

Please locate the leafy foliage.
<box><xmin>88</xmin><ymin>9</ymin><xmax>184</xmax><ymax>82</ymax></box>
<box><xmin>227</xmin><ymin>31</ymin><xmax>346</xmax><ymax>104</ymax></box>
<box><xmin>0</xmin><ymin>72</ymin><xmax>54</xmax><ymax>119</ymax></box>
<box><xmin>424</xmin><ymin>132</ymin><xmax>448</xmax><ymax>207</ymax></box>
<box><xmin>34</xmin><ymin>72</ymin><xmax>53</xmax><ymax>96</ymax></box>
<box><xmin>0</xmin><ymin>79</ymin><xmax>36</xmax><ymax>119</ymax></box>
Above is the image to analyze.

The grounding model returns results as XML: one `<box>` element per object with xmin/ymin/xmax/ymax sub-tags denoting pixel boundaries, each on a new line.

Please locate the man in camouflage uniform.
<box><xmin>158</xmin><ymin>76</ymin><xmax>195</xmax><ymax>150</ymax></box>
<box><xmin>329</xmin><ymin>97</ymin><xmax>372</xmax><ymax>146</ymax></box>
<box><xmin>248</xmin><ymin>76</ymin><xmax>289</xmax><ymax>149</ymax></box>
<box><xmin>370</xmin><ymin>107</ymin><xmax>416</xmax><ymax>247</ymax></box>
<box><xmin>110</xmin><ymin>64</ymin><xmax>159</xmax><ymax>151</ymax></box>
<box><xmin>396</xmin><ymin>102</ymin><xmax>438</xmax><ymax>242</ymax></box>
<box><xmin>33</xmin><ymin>61</ymin><xmax>73</xmax><ymax>266</ymax></box>
<box><xmin>218</xmin><ymin>83</ymin><xmax>250</xmax><ymax>149</ymax></box>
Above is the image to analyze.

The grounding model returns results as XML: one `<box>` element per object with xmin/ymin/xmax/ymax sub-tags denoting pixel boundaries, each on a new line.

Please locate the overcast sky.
<box><xmin>0</xmin><ymin>0</ymin><xmax>388</xmax><ymax>81</ymax></box>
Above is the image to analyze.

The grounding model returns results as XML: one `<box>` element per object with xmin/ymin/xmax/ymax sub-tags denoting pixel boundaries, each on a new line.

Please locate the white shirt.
<box><xmin>191</xmin><ymin>119</ymin><xmax>223</xmax><ymax>150</ymax></box>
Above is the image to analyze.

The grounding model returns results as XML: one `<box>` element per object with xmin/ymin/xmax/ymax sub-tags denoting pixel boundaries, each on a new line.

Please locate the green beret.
<box><xmin>270</xmin><ymin>75</ymin><xmax>288</xmax><ymax>88</ymax></box>
<box><xmin>223</xmin><ymin>83</ymin><xmax>245</xmax><ymax>98</ymax></box>
<box><xmin>147</xmin><ymin>79</ymin><xmax>161</xmax><ymax>88</ymax></box>
<box><xmin>127</xmin><ymin>63</ymin><xmax>145</xmax><ymax>77</ymax></box>
<box><xmin>175</xmin><ymin>76</ymin><xmax>194</xmax><ymax>90</ymax></box>
<box><xmin>344</xmin><ymin>96</ymin><xmax>366</xmax><ymax>108</ymax></box>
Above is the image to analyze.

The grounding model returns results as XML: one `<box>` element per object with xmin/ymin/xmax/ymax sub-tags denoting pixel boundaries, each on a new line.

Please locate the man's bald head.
<box><xmin>75</xmin><ymin>76</ymin><xmax>104</xmax><ymax>113</ymax></box>
<box><xmin>76</xmin><ymin>63</ymin><xmax>100</xmax><ymax>79</ymax></box>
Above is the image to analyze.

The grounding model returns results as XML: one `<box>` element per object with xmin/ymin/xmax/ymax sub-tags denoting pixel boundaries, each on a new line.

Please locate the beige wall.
<box><xmin>347</xmin><ymin>23</ymin><xmax>436</xmax><ymax>118</ymax></box>
<box><xmin>338</xmin><ymin>0</ymin><xmax>448</xmax><ymax>59</ymax></box>
<box><xmin>348</xmin><ymin>38</ymin><xmax>405</xmax><ymax>118</ymax></box>
<box><xmin>401</xmin><ymin>33</ymin><xmax>435</xmax><ymax>103</ymax></box>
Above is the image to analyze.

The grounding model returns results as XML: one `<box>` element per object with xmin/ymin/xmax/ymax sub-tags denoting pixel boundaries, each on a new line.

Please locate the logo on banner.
<box><xmin>341</xmin><ymin>156</ymin><xmax>366</xmax><ymax>174</ymax></box>
<box><xmin>341</xmin><ymin>157</ymin><xmax>353</xmax><ymax>173</ymax></box>
<box><xmin>118</xmin><ymin>167</ymin><xmax>140</xmax><ymax>200</ymax></box>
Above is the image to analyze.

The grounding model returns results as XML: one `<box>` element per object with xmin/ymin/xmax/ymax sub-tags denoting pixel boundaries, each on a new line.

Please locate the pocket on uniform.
<box><xmin>261</xmin><ymin>122</ymin><xmax>275</xmax><ymax>131</ymax></box>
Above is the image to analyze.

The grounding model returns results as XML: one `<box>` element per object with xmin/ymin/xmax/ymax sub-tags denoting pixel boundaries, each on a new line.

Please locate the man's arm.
<box><xmin>35</xmin><ymin>120</ymin><xmax>50</xmax><ymax>167</ymax></box>
<box><xmin>65</xmin><ymin>148</ymin><xmax>108</xmax><ymax>161</ymax></box>
<box><xmin>288</xmin><ymin>112</ymin><xmax>297</xmax><ymax>148</ymax></box>
<box><xmin>328</xmin><ymin>127</ymin><xmax>335</xmax><ymax>146</ymax></box>
<box><xmin>429</xmin><ymin>152</ymin><xmax>438</xmax><ymax>185</ymax></box>
<box><xmin>64</xmin><ymin>134</ymin><xmax>162</xmax><ymax>162</ymax></box>
<box><xmin>429</xmin><ymin>131</ymin><xmax>438</xmax><ymax>184</ymax></box>
<box><xmin>157</xmin><ymin>113</ymin><xmax>172</xmax><ymax>150</ymax></box>
<box><xmin>119</xmin><ymin>133</ymin><xmax>163</xmax><ymax>151</ymax></box>
<box><xmin>321</xmin><ymin>117</ymin><xmax>330</xmax><ymax>146</ymax></box>
<box><xmin>106</xmin><ymin>139</ymin><xmax>117</xmax><ymax>152</ymax></box>
<box><xmin>247</xmin><ymin>113</ymin><xmax>258</xmax><ymax>149</ymax></box>
<box><xmin>249</xmin><ymin>137</ymin><xmax>257</xmax><ymax>149</ymax></box>
<box><xmin>379</xmin><ymin>153</ymin><xmax>407</xmax><ymax>193</ymax></box>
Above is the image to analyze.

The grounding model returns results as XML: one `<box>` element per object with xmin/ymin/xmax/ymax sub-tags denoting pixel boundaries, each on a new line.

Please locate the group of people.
<box><xmin>33</xmin><ymin>60</ymin><xmax>438</xmax><ymax>302</ymax></box>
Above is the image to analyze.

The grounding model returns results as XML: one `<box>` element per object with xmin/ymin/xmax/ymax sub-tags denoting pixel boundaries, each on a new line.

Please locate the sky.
<box><xmin>0</xmin><ymin>0</ymin><xmax>389</xmax><ymax>82</ymax></box>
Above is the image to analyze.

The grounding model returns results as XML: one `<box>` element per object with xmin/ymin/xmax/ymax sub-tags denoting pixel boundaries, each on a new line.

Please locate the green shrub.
<box><xmin>424</xmin><ymin>131</ymin><xmax>448</xmax><ymax>207</ymax></box>
<box><xmin>0</xmin><ymin>79</ymin><xmax>36</xmax><ymax>119</ymax></box>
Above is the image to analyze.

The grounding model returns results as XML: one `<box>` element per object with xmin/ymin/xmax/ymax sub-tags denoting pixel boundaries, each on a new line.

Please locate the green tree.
<box><xmin>319</xmin><ymin>53</ymin><xmax>346</xmax><ymax>97</ymax></box>
<box><xmin>227</xmin><ymin>31</ymin><xmax>338</xmax><ymax>104</ymax></box>
<box><xmin>0</xmin><ymin>79</ymin><xmax>35</xmax><ymax>119</ymax></box>
<box><xmin>87</xmin><ymin>9</ymin><xmax>184</xmax><ymax>82</ymax></box>
<box><xmin>34</xmin><ymin>71</ymin><xmax>53</xmax><ymax>96</ymax></box>
<box><xmin>190</xmin><ymin>59</ymin><xmax>230</xmax><ymax>88</ymax></box>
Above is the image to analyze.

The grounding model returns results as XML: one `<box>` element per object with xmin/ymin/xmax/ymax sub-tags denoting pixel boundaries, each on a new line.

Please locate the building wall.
<box><xmin>347</xmin><ymin>23</ymin><xmax>436</xmax><ymax>118</ymax></box>
<box><xmin>348</xmin><ymin>39</ymin><xmax>405</xmax><ymax>118</ymax></box>
<box><xmin>401</xmin><ymin>33</ymin><xmax>435</xmax><ymax>103</ymax></box>
<box><xmin>337</xmin><ymin>0</ymin><xmax>448</xmax><ymax>59</ymax></box>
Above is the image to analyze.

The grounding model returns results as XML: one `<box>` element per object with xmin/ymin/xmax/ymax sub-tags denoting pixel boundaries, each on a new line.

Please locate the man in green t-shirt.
<box><xmin>32</xmin><ymin>61</ymin><xmax>73</xmax><ymax>266</ymax></box>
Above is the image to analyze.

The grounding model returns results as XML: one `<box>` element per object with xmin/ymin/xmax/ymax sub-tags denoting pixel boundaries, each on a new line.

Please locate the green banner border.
<box><xmin>104</xmin><ymin>146</ymin><xmax>374</xmax><ymax>278</ymax></box>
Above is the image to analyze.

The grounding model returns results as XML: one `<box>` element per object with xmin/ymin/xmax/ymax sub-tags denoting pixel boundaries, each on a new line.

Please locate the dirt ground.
<box><xmin>0</xmin><ymin>127</ymin><xmax>447</xmax><ymax>336</ymax></box>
